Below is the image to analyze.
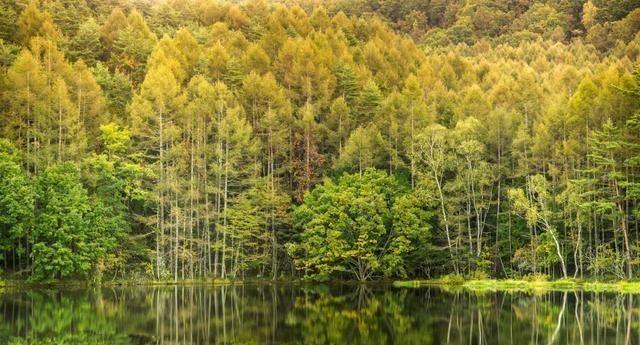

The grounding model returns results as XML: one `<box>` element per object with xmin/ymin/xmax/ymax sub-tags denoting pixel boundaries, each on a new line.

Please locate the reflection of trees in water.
<box><xmin>0</xmin><ymin>287</ymin><xmax>639</xmax><ymax>344</ymax></box>
<box><xmin>286</xmin><ymin>285</ymin><xmax>432</xmax><ymax>344</ymax></box>
<box><xmin>0</xmin><ymin>289</ymin><xmax>132</xmax><ymax>344</ymax></box>
<box><xmin>443</xmin><ymin>291</ymin><xmax>638</xmax><ymax>345</ymax></box>
<box><xmin>142</xmin><ymin>285</ymin><xmax>299</xmax><ymax>344</ymax></box>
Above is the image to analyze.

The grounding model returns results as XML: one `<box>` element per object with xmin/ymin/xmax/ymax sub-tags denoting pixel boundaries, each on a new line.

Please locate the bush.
<box><xmin>439</xmin><ymin>273</ymin><xmax>465</xmax><ymax>285</ymax></box>
<box><xmin>471</xmin><ymin>270</ymin><xmax>490</xmax><ymax>280</ymax></box>
<box><xmin>522</xmin><ymin>273</ymin><xmax>549</xmax><ymax>282</ymax></box>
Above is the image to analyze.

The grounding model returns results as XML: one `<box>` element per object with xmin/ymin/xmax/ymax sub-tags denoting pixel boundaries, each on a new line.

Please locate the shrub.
<box><xmin>439</xmin><ymin>273</ymin><xmax>465</xmax><ymax>285</ymax></box>
<box><xmin>522</xmin><ymin>273</ymin><xmax>549</xmax><ymax>282</ymax></box>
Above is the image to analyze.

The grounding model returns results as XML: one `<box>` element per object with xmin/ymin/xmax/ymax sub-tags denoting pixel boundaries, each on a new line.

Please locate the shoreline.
<box><xmin>3</xmin><ymin>277</ymin><xmax>640</xmax><ymax>294</ymax></box>
<box><xmin>392</xmin><ymin>278</ymin><xmax>640</xmax><ymax>293</ymax></box>
<box><xmin>0</xmin><ymin>278</ymin><xmax>397</xmax><ymax>289</ymax></box>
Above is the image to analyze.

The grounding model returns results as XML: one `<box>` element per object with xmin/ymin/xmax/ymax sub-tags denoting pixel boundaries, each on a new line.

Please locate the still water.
<box><xmin>0</xmin><ymin>283</ymin><xmax>638</xmax><ymax>344</ymax></box>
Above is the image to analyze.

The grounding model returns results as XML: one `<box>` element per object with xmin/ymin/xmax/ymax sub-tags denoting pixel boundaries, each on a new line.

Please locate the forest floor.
<box><xmin>393</xmin><ymin>278</ymin><xmax>640</xmax><ymax>293</ymax></box>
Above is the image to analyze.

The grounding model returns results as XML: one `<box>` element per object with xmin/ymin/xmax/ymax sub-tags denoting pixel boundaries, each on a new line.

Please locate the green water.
<box><xmin>0</xmin><ymin>284</ymin><xmax>637</xmax><ymax>344</ymax></box>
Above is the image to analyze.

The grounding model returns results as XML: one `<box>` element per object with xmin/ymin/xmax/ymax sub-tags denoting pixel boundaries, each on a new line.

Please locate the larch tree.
<box><xmin>16</xmin><ymin>0</ymin><xmax>60</xmax><ymax>45</ymax></box>
<box><xmin>129</xmin><ymin>57</ymin><xmax>184</xmax><ymax>279</ymax></box>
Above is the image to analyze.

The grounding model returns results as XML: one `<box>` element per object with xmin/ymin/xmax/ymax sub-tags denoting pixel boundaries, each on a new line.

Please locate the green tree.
<box><xmin>355</xmin><ymin>79</ymin><xmax>382</xmax><ymax>125</ymax></box>
<box><xmin>288</xmin><ymin>169</ymin><xmax>423</xmax><ymax>281</ymax></box>
<box><xmin>0</xmin><ymin>3</ymin><xmax>17</xmax><ymax>42</ymax></box>
<box><xmin>587</xmin><ymin>120</ymin><xmax>634</xmax><ymax>278</ymax></box>
<box><xmin>91</xmin><ymin>62</ymin><xmax>131</xmax><ymax>118</ymax></box>
<box><xmin>508</xmin><ymin>175</ymin><xmax>568</xmax><ymax>278</ymax></box>
<box><xmin>81</xmin><ymin>123</ymin><xmax>144</xmax><ymax>281</ymax></box>
<box><xmin>32</xmin><ymin>163</ymin><xmax>112</xmax><ymax>280</ymax></box>
<box><xmin>413</xmin><ymin>124</ymin><xmax>457</xmax><ymax>273</ymax></box>
<box><xmin>0</xmin><ymin>139</ymin><xmax>34</xmax><ymax>273</ymax></box>
<box><xmin>69</xmin><ymin>18</ymin><xmax>103</xmax><ymax>65</ymax></box>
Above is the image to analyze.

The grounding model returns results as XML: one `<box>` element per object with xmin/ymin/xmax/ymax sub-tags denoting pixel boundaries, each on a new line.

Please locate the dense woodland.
<box><xmin>0</xmin><ymin>0</ymin><xmax>640</xmax><ymax>282</ymax></box>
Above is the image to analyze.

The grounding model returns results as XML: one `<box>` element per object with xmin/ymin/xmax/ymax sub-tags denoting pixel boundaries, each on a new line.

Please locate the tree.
<box><xmin>43</xmin><ymin>0</ymin><xmax>91</xmax><ymax>37</ymax></box>
<box><xmin>413</xmin><ymin>124</ymin><xmax>457</xmax><ymax>272</ymax></box>
<box><xmin>3</xmin><ymin>49</ymin><xmax>48</xmax><ymax>171</ymax></box>
<box><xmin>324</xmin><ymin>96</ymin><xmax>351</xmax><ymax>159</ymax></box>
<box><xmin>275</xmin><ymin>38</ymin><xmax>335</xmax><ymax>106</ymax></box>
<box><xmin>91</xmin><ymin>62</ymin><xmax>131</xmax><ymax>118</ymax></box>
<box><xmin>288</xmin><ymin>169</ymin><xmax>427</xmax><ymax>281</ymax></box>
<box><xmin>0</xmin><ymin>139</ymin><xmax>34</xmax><ymax>273</ymax></box>
<box><xmin>508</xmin><ymin>175</ymin><xmax>568</xmax><ymax>278</ymax></box>
<box><xmin>512</xmin><ymin>4</ymin><xmax>568</xmax><ymax>39</ymax></box>
<box><xmin>32</xmin><ymin>163</ymin><xmax>111</xmax><ymax>280</ymax></box>
<box><xmin>81</xmin><ymin>123</ymin><xmax>144</xmax><ymax>281</ymax></box>
<box><xmin>16</xmin><ymin>1</ymin><xmax>60</xmax><ymax>45</ymax></box>
<box><xmin>51</xmin><ymin>76</ymin><xmax>85</xmax><ymax>162</ymax></box>
<box><xmin>582</xmin><ymin>1</ymin><xmax>598</xmax><ymax>29</ymax></box>
<box><xmin>391</xmin><ymin>190</ymin><xmax>434</xmax><ymax>277</ymax></box>
<box><xmin>355</xmin><ymin>79</ymin><xmax>382</xmax><ymax>126</ymax></box>
<box><xmin>100</xmin><ymin>7</ymin><xmax>127</xmax><ymax>49</ymax></box>
<box><xmin>587</xmin><ymin>120</ymin><xmax>634</xmax><ymax>278</ymax></box>
<box><xmin>334</xmin><ymin>62</ymin><xmax>359</xmax><ymax>106</ymax></box>
<box><xmin>224</xmin><ymin>180</ymin><xmax>289</xmax><ymax>278</ymax></box>
<box><xmin>111</xmin><ymin>10</ymin><xmax>157</xmax><ymax>84</ymax></box>
<box><xmin>129</xmin><ymin>59</ymin><xmax>184</xmax><ymax>279</ymax></box>
<box><xmin>336</xmin><ymin>124</ymin><xmax>387</xmax><ymax>174</ymax></box>
<box><xmin>238</xmin><ymin>72</ymin><xmax>292</xmax><ymax>277</ymax></box>
<box><xmin>244</xmin><ymin>43</ymin><xmax>271</xmax><ymax>74</ymax></box>
<box><xmin>291</xmin><ymin>102</ymin><xmax>323</xmax><ymax>201</ymax></box>
<box><xmin>452</xmin><ymin>117</ymin><xmax>495</xmax><ymax>261</ymax></box>
<box><xmin>69</xmin><ymin>18</ymin><xmax>103</xmax><ymax>65</ymax></box>
<box><xmin>70</xmin><ymin>60</ymin><xmax>108</xmax><ymax>142</ymax></box>
<box><xmin>215</xmin><ymin>102</ymin><xmax>260</xmax><ymax>279</ymax></box>
<box><xmin>0</xmin><ymin>3</ymin><xmax>17</xmax><ymax>42</ymax></box>
<box><xmin>401</xmin><ymin>74</ymin><xmax>431</xmax><ymax>187</ymax></box>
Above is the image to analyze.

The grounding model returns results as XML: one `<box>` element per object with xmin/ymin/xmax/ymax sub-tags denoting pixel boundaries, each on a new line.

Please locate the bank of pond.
<box><xmin>4</xmin><ymin>276</ymin><xmax>640</xmax><ymax>293</ymax></box>
<box><xmin>394</xmin><ymin>277</ymin><xmax>640</xmax><ymax>294</ymax></box>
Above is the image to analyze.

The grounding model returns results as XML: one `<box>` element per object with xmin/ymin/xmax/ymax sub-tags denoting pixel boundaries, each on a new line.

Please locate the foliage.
<box><xmin>0</xmin><ymin>140</ymin><xmax>33</xmax><ymax>272</ymax></box>
<box><xmin>32</xmin><ymin>164</ymin><xmax>112</xmax><ymax>280</ymax></box>
<box><xmin>288</xmin><ymin>169</ymin><xmax>431</xmax><ymax>280</ymax></box>
<box><xmin>0</xmin><ymin>0</ymin><xmax>640</xmax><ymax>283</ymax></box>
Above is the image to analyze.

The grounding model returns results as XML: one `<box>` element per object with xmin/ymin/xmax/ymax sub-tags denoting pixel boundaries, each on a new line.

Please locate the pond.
<box><xmin>0</xmin><ymin>283</ymin><xmax>637</xmax><ymax>344</ymax></box>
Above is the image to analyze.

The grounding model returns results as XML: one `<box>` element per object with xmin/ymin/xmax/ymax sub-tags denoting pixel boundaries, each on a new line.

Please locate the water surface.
<box><xmin>0</xmin><ymin>283</ymin><xmax>638</xmax><ymax>344</ymax></box>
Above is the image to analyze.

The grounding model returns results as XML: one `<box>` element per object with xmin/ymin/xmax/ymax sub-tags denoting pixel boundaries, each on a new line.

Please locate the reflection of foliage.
<box><xmin>286</xmin><ymin>286</ymin><xmax>431</xmax><ymax>345</ymax></box>
<box><xmin>1</xmin><ymin>286</ymin><xmax>640</xmax><ymax>344</ymax></box>
<box><xmin>0</xmin><ymin>290</ymin><xmax>132</xmax><ymax>345</ymax></box>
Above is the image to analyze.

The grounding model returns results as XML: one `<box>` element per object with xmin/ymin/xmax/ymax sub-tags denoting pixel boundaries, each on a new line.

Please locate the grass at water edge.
<box><xmin>393</xmin><ymin>278</ymin><xmax>640</xmax><ymax>293</ymax></box>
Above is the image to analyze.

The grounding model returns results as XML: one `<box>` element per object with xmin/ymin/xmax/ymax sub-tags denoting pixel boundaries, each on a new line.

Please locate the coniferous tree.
<box><xmin>17</xmin><ymin>1</ymin><xmax>60</xmax><ymax>45</ymax></box>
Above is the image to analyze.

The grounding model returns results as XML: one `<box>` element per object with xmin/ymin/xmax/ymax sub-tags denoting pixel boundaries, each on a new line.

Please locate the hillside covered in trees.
<box><xmin>1</xmin><ymin>0</ymin><xmax>640</xmax><ymax>282</ymax></box>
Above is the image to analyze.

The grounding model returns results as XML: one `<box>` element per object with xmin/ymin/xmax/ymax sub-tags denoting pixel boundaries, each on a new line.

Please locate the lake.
<box><xmin>0</xmin><ymin>283</ymin><xmax>637</xmax><ymax>344</ymax></box>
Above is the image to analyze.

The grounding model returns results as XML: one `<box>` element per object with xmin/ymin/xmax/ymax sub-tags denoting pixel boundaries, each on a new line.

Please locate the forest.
<box><xmin>0</xmin><ymin>0</ymin><xmax>639</xmax><ymax>283</ymax></box>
